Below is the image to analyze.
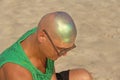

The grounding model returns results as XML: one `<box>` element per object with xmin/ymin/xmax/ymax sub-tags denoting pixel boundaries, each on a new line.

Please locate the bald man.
<box><xmin>0</xmin><ymin>11</ymin><xmax>92</xmax><ymax>80</ymax></box>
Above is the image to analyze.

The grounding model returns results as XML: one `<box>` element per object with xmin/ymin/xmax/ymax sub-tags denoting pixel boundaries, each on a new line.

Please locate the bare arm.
<box><xmin>0</xmin><ymin>63</ymin><xmax>32</xmax><ymax>80</ymax></box>
<box><xmin>51</xmin><ymin>67</ymin><xmax>57</xmax><ymax>80</ymax></box>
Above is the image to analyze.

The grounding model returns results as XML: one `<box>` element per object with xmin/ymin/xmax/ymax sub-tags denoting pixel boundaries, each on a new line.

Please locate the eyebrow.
<box><xmin>56</xmin><ymin>46</ymin><xmax>67</xmax><ymax>50</ymax></box>
<box><xmin>56</xmin><ymin>45</ymin><xmax>74</xmax><ymax>50</ymax></box>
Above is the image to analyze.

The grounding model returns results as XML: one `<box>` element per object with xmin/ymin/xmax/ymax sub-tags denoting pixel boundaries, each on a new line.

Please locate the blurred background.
<box><xmin>0</xmin><ymin>0</ymin><xmax>120</xmax><ymax>80</ymax></box>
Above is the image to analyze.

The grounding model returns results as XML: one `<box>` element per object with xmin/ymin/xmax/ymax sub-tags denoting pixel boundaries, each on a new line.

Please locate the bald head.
<box><xmin>38</xmin><ymin>11</ymin><xmax>77</xmax><ymax>46</ymax></box>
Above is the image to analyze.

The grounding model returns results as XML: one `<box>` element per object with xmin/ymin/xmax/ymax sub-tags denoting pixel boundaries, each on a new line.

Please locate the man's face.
<box><xmin>43</xmin><ymin>29</ymin><xmax>76</xmax><ymax>56</ymax></box>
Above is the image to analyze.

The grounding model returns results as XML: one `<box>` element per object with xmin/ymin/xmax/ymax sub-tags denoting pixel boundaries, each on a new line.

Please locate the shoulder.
<box><xmin>0</xmin><ymin>63</ymin><xmax>32</xmax><ymax>80</ymax></box>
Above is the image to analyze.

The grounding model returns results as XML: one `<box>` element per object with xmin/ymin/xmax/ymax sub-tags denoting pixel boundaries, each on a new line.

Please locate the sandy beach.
<box><xmin>0</xmin><ymin>0</ymin><xmax>120</xmax><ymax>80</ymax></box>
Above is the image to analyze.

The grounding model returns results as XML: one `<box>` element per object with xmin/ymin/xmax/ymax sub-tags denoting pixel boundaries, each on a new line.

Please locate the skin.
<box><xmin>0</xmin><ymin>11</ymin><xmax>92</xmax><ymax>80</ymax></box>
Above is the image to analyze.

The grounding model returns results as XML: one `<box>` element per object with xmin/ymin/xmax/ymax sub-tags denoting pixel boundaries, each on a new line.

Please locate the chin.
<box><xmin>50</xmin><ymin>56</ymin><xmax>59</xmax><ymax>61</ymax></box>
<box><xmin>52</xmin><ymin>58</ymin><xmax>58</xmax><ymax>61</ymax></box>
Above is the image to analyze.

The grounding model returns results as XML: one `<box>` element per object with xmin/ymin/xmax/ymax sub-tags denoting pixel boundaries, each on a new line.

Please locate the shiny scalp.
<box><xmin>38</xmin><ymin>11</ymin><xmax>77</xmax><ymax>44</ymax></box>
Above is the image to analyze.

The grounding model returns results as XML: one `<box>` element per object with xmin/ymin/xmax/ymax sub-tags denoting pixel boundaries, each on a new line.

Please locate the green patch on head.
<box><xmin>57</xmin><ymin>20</ymin><xmax>73</xmax><ymax>43</ymax></box>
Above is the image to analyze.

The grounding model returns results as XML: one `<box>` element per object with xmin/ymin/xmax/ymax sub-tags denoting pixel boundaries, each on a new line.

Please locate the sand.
<box><xmin>0</xmin><ymin>0</ymin><xmax>120</xmax><ymax>80</ymax></box>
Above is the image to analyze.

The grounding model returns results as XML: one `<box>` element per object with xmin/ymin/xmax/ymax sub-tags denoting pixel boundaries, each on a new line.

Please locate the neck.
<box><xmin>21</xmin><ymin>33</ymin><xmax>47</xmax><ymax>73</ymax></box>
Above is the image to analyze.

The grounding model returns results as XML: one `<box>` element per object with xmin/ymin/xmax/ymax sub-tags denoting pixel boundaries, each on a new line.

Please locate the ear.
<box><xmin>37</xmin><ymin>31</ymin><xmax>46</xmax><ymax>43</ymax></box>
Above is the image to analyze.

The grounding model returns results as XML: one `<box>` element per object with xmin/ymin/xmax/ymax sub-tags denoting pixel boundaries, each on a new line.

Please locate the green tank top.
<box><xmin>0</xmin><ymin>27</ymin><xmax>54</xmax><ymax>80</ymax></box>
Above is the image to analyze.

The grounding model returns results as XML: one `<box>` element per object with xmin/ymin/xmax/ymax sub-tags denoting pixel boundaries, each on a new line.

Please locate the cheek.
<box><xmin>43</xmin><ymin>42</ymin><xmax>59</xmax><ymax>59</ymax></box>
<box><xmin>46</xmin><ymin>47</ymin><xmax>59</xmax><ymax>60</ymax></box>
<box><xmin>44</xmin><ymin>45</ymin><xmax>56</xmax><ymax>56</ymax></box>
